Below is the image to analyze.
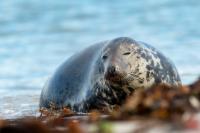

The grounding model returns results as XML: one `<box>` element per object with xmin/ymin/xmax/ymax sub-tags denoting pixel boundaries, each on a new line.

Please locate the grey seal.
<box><xmin>40</xmin><ymin>37</ymin><xmax>181</xmax><ymax>112</ymax></box>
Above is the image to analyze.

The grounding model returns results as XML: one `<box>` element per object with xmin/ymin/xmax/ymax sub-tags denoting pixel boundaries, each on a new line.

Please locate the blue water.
<box><xmin>0</xmin><ymin>0</ymin><xmax>200</xmax><ymax>118</ymax></box>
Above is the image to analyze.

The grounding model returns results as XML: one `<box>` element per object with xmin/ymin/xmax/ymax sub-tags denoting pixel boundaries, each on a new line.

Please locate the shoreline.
<box><xmin>1</xmin><ymin>78</ymin><xmax>200</xmax><ymax>132</ymax></box>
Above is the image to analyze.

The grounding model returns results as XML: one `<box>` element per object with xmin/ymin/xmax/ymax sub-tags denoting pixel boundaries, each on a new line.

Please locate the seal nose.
<box><xmin>108</xmin><ymin>65</ymin><xmax>116</xmax><ymax>74</ymax></box>
<box><xmin>106</xmin><ymin>65</ymin><xmax>120</xmax><ymax>78</ymax></box>
<box><xmin>105</xmin><ymin>65</ymin><xmax>122</xmax><ymax>82</ymax></box>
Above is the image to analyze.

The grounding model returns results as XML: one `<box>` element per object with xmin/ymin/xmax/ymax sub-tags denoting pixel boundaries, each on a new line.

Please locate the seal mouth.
<box><xmin>105</xmin><ymin>72</ymin><xmax>127</xmax><ymax>85</ymax></box>
<box><xmin>105</xmin><ymin>75</ymin><xmax>122</xmax><ymax>82</ymax></box>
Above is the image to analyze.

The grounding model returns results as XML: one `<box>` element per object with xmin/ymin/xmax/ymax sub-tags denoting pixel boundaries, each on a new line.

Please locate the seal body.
<box><xmin>40</xmin><ymin>37</ymin><xmax>181</xmax><ymax>112</ymax></box>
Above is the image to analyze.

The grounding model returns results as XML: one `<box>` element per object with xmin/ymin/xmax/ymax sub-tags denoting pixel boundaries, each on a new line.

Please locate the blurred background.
<box><xmin>0</xmin><ymin>0</ymin><xmax>200</xmax><ymax>118</ymax></box>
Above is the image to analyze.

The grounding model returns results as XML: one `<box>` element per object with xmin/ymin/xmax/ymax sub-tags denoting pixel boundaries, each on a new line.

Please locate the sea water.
<box><xmin>0</xmin><ymin>0</ymin><xmax>200</xmax><ymax>119</ymax></box>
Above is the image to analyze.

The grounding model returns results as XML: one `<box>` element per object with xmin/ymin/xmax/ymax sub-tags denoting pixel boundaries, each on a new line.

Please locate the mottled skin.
<box><xmin>40</xmin><ymin>37</ymin><xmax>181</xmax><ymax>112</ymax></box>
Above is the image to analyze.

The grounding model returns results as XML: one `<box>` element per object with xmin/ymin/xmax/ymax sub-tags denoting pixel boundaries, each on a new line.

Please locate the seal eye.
<box><xmin>123</xmin><ymin>52</ymin><xmax>131</xmax><ymax>55</ymax></box>
<box><xmin>102</xmin><ymin>55</ymin><xmax>108</xmax><ymax>60</ymax></box>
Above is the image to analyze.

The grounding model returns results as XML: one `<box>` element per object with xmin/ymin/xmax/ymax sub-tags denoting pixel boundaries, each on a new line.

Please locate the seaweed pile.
<box><xmin>115</xmin><ymin>83</ymin><xmax>200</xmax><ymax>120</ymax></box>
<box><xmin>1</xmin><ymin>79</ymin><xmax>200</xmax><ymax>133</ymax></box>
